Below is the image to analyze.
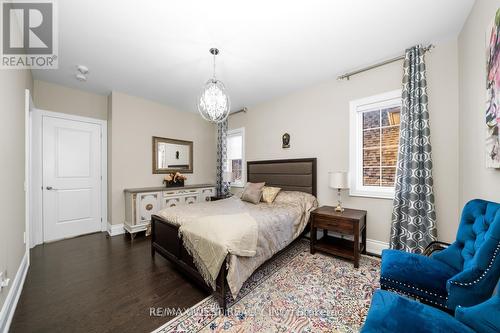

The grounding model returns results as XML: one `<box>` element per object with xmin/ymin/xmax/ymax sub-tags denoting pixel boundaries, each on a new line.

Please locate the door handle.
<box><xmin>46</xmin><ymin>186</ymin><xmax>58</xmax><ymax>190</ymax></box>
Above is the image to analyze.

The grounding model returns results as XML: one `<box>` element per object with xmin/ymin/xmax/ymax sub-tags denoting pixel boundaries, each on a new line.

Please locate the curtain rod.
<box><xmin>229</xmin><ymin>107</ymin><xmax>247</xmax><ymax>116</ymax></box>
<box><xmin>337</xmin><ymin>44</ymin><xmax>435</xmax><ymax>81</ymax></box>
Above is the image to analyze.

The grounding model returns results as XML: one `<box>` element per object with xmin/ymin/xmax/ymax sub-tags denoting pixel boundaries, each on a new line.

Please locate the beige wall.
<box><xmin>108</xmin><ymin>91</ymin><xmax>216</xmax><ymax>225</ymax></box>
<box><xmin>30</xmin><ymin>80</ymin><xmax>217</xmax><ymax>227</ymax></box>
<box><xmin>33</xmin><ymin>80</ymin><xmax>108</xmax><ymax>120</ymax></box>
<box><xmin>23</xmin><ymin>0</ymin><xmax>500</xmax><ymax>244</ymax></box>
<box><xmin>0</xmin><ymin>69</ymin><xmax>32</xmax><ymax>309</ymax></box>
<box><xmin>458</xmin><ymin>0</ymin><xmax>500</xmax><ymax>205</ymax></box>
<box><xmin>229</xmin><ymin>39</ymin><xmax>460</xmax><ymax>244</ymax></box>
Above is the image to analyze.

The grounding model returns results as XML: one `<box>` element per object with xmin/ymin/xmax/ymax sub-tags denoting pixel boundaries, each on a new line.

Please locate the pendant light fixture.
<box><xmin>198</xmin><ymin>48</ymin><xmax>230</xmax><ymax>123</ymax></box>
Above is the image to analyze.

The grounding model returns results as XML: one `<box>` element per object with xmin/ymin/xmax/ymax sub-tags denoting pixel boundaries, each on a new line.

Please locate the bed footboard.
<box><xmin>151</xmin><ymin>214</ymin><xmax>228</xmax><ymax>311</ymax></box>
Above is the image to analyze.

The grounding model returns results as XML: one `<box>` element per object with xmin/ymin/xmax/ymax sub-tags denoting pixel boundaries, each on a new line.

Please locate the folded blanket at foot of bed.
<box><xmin>179</xmin><ymin>212</ymin><xmax>258</xmax><ymax>290</ymax></box>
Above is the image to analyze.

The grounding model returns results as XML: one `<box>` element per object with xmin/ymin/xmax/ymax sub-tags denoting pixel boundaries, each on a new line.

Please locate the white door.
<box><xmin>42</xmin><ymin>116</ymin><xmax>102</xmax><ymax>242</ymax></box>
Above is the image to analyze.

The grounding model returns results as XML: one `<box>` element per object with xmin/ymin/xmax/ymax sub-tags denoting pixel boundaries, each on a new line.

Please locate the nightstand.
<box><xmin>310</xmin><ymin>206</ymin><xmax>367</xmax><ymax>268</ymax></box>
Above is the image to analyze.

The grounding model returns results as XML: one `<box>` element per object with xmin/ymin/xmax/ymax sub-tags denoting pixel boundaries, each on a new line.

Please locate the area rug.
<box><xmin>153</xmin><ymin>239</ymin><xmax>380</xmax><ymax>333</ymax></box>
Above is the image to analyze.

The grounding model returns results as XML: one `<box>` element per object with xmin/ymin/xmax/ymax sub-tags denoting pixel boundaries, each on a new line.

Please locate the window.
<box><xmin>349</xmin><ymin>90</ymin><xmax>401</xmax><ymax>199</ymax></box>
<box><xmin>226</xmin><ymin>127</ymin><xmax>245</xmax><ymax>187</ymax></box>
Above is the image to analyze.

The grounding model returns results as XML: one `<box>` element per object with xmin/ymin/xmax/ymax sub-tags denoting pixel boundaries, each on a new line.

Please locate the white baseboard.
<box><xmin>366</xmin><ymin>239</ymin><xmax>389</xmax><ymax>256</ymax></box>
<box><xmin>0</xmin><ymin>252</ymin><xmax>29</xmax><ymax>333</ymax></box>
<box><xmin>107</xmin><ymin>222</ymin><xmax>125</xmax><ymax>236</ymax></box>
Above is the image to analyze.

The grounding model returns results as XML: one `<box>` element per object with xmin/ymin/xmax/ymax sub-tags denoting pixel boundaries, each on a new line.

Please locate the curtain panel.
<box><xmin>390</xmin><ymin>45</ymin><xmax>437</xmax><ymax>253</ymax></box>
<box><xmin>216</xmin><ymin>120</ymin><xmax>229</xmax><ymax>196</ymax></box>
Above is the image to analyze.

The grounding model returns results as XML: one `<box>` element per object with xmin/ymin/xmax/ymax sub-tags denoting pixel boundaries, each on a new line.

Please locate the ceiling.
<box><xmin>33</xmin><ymin>0</ymin><xmax>475</xmax><ymax>113</ymax></box>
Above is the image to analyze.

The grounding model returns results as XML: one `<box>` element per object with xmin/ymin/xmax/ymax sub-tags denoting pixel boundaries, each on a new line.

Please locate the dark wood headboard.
<box><xmin>246</xmin><ymin>158</ymin><xmax>317</xmax><ymax>197</ymax></box>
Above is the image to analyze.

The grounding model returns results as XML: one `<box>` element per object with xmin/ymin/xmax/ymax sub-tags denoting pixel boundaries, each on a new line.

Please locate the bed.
<box><xmin>150</xmin><ymin>158</ymin><xmax>317</xmax><ymax>311</ymax></box>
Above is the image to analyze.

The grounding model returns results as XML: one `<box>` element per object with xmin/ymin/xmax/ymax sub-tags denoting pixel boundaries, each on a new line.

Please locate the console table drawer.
<box><xmin>164</xmin><ymin>189</ymin><xmax>200</xmax><ymax>197</ymax></box>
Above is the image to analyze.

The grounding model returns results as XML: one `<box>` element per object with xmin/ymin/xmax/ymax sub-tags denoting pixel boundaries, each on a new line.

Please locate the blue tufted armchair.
<box><xmin>380</xmin><ymin>199</ymin><xmax>500</xmax><ymax>311</ymax></box>
<box><xmin>361</xmin><ymin>289</ymin><xmax>500</xmax><ymax>333</ymax></box>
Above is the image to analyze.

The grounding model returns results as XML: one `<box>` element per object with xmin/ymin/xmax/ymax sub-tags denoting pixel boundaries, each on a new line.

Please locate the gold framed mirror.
<box><xmin>152</xmin><ymin>136</ymin><xmax>193</xmax><ymax>174</ymax></box>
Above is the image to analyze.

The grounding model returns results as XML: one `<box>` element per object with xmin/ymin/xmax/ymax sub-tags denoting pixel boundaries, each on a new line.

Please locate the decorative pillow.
<box><xmin>240</xmin><ymin>182</ymin><xmax>265</xmax><ymax>204</ymax></box>
<box><xmin>261</xmin><ymin>186</ymin><xmax>281</xmax><ymax>203</ymax></box>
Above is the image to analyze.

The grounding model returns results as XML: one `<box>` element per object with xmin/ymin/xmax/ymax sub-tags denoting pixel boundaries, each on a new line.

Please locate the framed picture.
<box><xmin>486</xmin><ymin>8</ymin><xmax>500</xmax><ymax>168</ymax></box>
<box><xmin>282</xmin><ymin>133</ymin><xmax>290</xmax><ymax>149</ymax></box>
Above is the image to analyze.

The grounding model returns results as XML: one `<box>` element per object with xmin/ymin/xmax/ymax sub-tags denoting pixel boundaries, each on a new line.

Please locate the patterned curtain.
<box><xmin>390</xmin><ymin>45</ymin><xmax>437</xmax><ymax>253</ymax></box>
<box><xmin>216</xmin><ymin>119</ymin><xmax>229</xmax><ymax>196</ymax></box>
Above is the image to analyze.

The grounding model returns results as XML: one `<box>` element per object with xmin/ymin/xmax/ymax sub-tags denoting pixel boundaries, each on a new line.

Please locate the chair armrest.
<box><xmin>448</xmin><ymin>266</ymin><xmax>483</xmax><ymax>287</ymax></box>
<box><xmin>423</xmin><ymin>241</ymin><xmax>451</xmax><ymax>257</ymax></box>
<box><xmin>455</xmin><ymin>295</ymin><xmax>500</xmax><ymax>333</ymax></box>
<box><xmin>446</xmin><ymin>266</ymin><xmax>484</xmax><ymax>309</ymax></box>
<box><xmin>447</xmin><ymin>265</ymin><xmax>498</xmax><ymax>309</ymax></box>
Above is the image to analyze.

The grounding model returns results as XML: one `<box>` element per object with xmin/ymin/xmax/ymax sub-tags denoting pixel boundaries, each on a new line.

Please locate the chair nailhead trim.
<box><xmin>384</xmin><ymin>287</ymin><xmax>447</xmax><ymax>307</ymax></box>
<box><xmin>449</xmin><ymin>242</ymin><xmax>500</xmax><ymax>287</ymax></box>
<box><xmin>380</xmin><ymin>276</ymin><xmax>448</xmax><ymax>299</ymax></box>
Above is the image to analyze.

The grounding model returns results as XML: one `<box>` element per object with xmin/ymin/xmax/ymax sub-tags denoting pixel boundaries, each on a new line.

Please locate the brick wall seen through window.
<box><xmin>362</xmin><ymin>107</ymin><xmax>400</xmax><ymax>187</ymax></box>
<box><xmin>231</xmin><ymin>159</ymin><xmax>243</xmax><ymax>183</ymax></box>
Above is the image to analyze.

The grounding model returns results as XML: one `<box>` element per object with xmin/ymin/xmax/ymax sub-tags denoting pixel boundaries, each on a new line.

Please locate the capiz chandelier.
<box><xmin>198</xmin><ymin>48</ymin><xmax>230</xmax><ymax>123</ymax></box>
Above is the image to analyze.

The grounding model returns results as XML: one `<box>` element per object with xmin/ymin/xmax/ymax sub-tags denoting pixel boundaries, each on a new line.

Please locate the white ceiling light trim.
<box><xmin>198</xmin><ymin>48</ymin><xmax>230</xmax><ymax>123</ymax></box>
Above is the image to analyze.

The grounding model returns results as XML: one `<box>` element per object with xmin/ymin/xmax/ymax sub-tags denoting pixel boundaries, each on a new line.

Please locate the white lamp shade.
<box><xmin>329</xmin><ymin>172</ymin><xmax>349</xmax><ymax>189</ymax></box>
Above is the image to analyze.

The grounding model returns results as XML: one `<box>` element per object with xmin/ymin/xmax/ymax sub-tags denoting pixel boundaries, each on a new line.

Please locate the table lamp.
<box><xmin>329</xmin><ymin>172</ymin><xmax>349</xmax><ymax>212</ymax></box>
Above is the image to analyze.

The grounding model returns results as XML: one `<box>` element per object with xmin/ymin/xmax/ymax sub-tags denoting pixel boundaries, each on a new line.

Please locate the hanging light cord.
<box><xmin>212</xmin><ymin>52</ymin><xmax>217</xmax><ymax>81</ymax></box>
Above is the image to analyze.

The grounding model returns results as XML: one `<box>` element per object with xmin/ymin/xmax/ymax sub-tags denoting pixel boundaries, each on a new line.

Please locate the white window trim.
<box><xmin>227</xmin><ymin>127</ymin><xmax>246</xmax><ymax>188</ymax></box>
<box><xmin>349</xmin><ymin>89</ymin><xmax>401</xmax><ymax>199</ymax></box>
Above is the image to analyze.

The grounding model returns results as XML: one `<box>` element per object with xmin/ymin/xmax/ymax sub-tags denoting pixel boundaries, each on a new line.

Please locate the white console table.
<box><xmin>123</xmin><ymin>184</ymin><xmax>215</xmax><ymax>237</ymax></box>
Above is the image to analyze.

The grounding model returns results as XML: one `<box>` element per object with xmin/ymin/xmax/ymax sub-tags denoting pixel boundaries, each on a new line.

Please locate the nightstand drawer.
<box><xmin>314</xmin><ymin>217</ymin><xmax>353</xmax><ymax>233</ymax></box>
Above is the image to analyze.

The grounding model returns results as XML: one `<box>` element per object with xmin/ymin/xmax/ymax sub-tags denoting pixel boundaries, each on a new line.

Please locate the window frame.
<box><xmin>349</xmin><ymin>89</ymin><xmax>401</xmax><ymax>199</ymax></box>
<box><xmin>226</xmin><ymin>127</ymin><xmax>246</xmax><ymax>188</ymax></box>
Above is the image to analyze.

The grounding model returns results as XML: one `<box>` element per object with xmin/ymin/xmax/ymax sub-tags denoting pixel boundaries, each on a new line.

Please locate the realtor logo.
<box><xmin>1</xmin><ymin>0</ymin><xmax>58</xmax><ymax>69</ymax></box>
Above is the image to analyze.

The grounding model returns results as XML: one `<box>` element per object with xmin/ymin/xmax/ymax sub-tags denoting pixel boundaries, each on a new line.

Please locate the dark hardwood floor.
<box><xmin>10</xmin><ymin>232</ymin><xmax>207</xmax><ymax>333</ymax></box>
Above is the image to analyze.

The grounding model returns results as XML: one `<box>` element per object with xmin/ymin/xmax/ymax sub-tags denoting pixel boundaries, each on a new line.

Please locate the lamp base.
<box><xmin>335</xmin><ymin>188</ymin><xmax>344</xmax><ymax>212</ymax></box>
<box><xmin>335</xmin><ymin>204</ymin><xmax>344</xmax><ymax>213</ymax></box>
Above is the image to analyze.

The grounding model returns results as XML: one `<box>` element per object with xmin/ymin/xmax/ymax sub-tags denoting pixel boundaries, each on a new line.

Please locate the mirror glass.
<box><xmin>153</xmin><ymin>137</ymin><xmax>193</xmax><ymax>174</ymax></box>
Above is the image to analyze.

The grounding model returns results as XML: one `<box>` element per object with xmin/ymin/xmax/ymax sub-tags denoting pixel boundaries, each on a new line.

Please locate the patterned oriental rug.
<box><xmin>153</xmin><ymin>239</ymin><xmax>380</xmax><ymax>333</ymax></box>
